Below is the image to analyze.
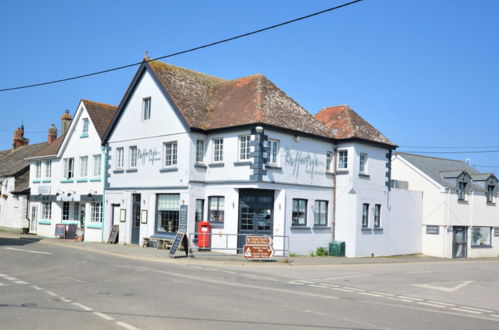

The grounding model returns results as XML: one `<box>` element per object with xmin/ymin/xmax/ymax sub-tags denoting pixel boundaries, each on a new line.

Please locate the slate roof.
<box><xmin>30</xmin><ymin>135</ymin><xmax>65</xmax><ymax>158</ymax></box>
<box><xmin>146</xmin><ymin>59</ymin><xmax>333</xmax><ymax>138</ymax></box>
<box><xmin>12</xmin><ymin>169</ymin><xmax>30</xmax><ymax>194</ymax></box>
<box><xmin>82</xmin><ymin>99</ymin><xmax>117</xmax><ymax>139</ymax></box>
<box><xmin>315</xmin><ymin>105</ymin><xmax>396</xmax><ymax>147</ymax></box>
<box><xmin>395</xmin><ymin>152</ymin><xmax>486</xmax><ymax>189</ymax></box>
<box><xmin>0</xmin><ymin>143</ymin><xmax>48</xmax><ymax>177</ymax></box>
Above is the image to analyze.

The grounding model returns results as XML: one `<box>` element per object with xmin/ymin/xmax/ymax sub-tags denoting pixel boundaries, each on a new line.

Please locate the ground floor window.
<box><xmin>208</xmin><ymin>196</ymin><xmax>224</xmax><ymax>224</ymax></box>
<box><xmin>62</xmin><ymin>202</ymin><xmax>70</xmax><ymax>220</ymax></box>
<box><xmin>73</xmin><ymin>202</ymin><xmax>80</xmax><ymax>221</ymax></box>
<box><xmin>471</xmin><ymin>227</ymin><xmax>491</xmax><ymax>247</ymax></box>
<box><xmin>156</xmin><ymin>194</ymin><xmax>180</xmax><ymax>233</ymax></box>
<box><xmin>195</xmin><ymin>199</ymin><xmax>204</xmax><ymax>223</ymax></box>
<box><xmin>292</xmin><ymin>199</ymin><xmax>307</xmax><ymax>226</ymax></box>
<box><xmin>42</xmin><ymin>202</ymin><xmax>52</xmax><ymax>219</ymax></box>
<box><xmin>314</xmin><ymin>200</ymin><xmax>328</xmax><ymax>226</ymax></box>
<box><xmin>90</xmin><ymin>202</ymin><xmax>102</xmax><ymax>223</ymax></box>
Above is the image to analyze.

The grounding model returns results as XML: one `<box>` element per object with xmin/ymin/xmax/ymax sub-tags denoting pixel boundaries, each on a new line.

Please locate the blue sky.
<box><xmin>1</xmin><ymin>0</ymin><xmax>498</xmax><ymax>172</ymax></box>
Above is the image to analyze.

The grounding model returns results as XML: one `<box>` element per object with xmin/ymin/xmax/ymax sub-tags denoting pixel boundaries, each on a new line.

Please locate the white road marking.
<box><xmin>4</xmin><ymin>247</ymin><xmax>53</xmax><ymax>255</ymax></box>
<box><xmin>93</xmin><ymin>312</ymin><xmax>114</xmax><ymax>321</ymax></box>
<box><xmin>458</xmin><ymin>306</ymin><xmax>493</xmax><ymax>313</ymax></box>
<box><xmin>450</xmin><ymin>307</ymin><xmax>482</xmax><ymax>314</ymax></box>
<box><xmin>342</xmin><ymin>286</ymin><xmax>364</xmax><ymax>292</ymax></box>
<box><xmin>332</xmin><ymin>287</ymin><xmax>354</xmax><ymax>293</ymax></box>
<box><xmin>322</xmin><ymin>283</ymin><xmax>339</xmax><ymax>288</ymax></box>
<box><xmin>398</xmin><ymin>295</ymin><xmax>423</xmax><ymax>301</ymax></box>
<box><xmin>407</xmin><ymin>271</ymin><xmax>432</xmax><ymax>274</ymax></box>
<box><xmin>59</xmin><ymin>297</ymin><xmax>71</xmax><ymax>303</ymax></box>
<box><xmin>324</xmin><ymin>274</ymin><xmax>371</xmax><ymax>280</ymax></box>
<box><xmin>15</xmin><ymin>280</ymin><xmax>28</xmax><ymax>284</ymax></box>
<box><xmin>72</xmin><ymin>302</ymin><xmax>93</xmax><ymax>311</ymax></box>
<box><xmin>371</xmin><ymin>291</ymin><xmax>394</xmax><ymax>297</ymax></box>
<box><xmin>116</xmin><ymin>321</ymin><xmax>139</xmax><ymax>330</ymax></box>
<box><xmin>45</xmin><ymin>291</ymin><xmax>58</xmax><ymax>297</ymax></box>
<box><xmin>223</xmin><ymin>271</ymin><xmax>236</xmax><ymax>274</ymax></box>
<box><xmin>426</xmin><ymin>300</ymin><xmax>454</xmax><ymax>307</ymax></box>
<box><xmin>289</xmin><ymin>281</ymin><xmax>305</xmax><ymax>285</ymax></box>
<box><xmin>31</xmin><ymin>285</ymin><xmax>42</xmax><ymax>290</ymax></box>
<box><xmin>417</xmin><ymin>302</ymin><xmax>447</xmax><ymax>308</ymax></box>
<box><xmin>298</xmin><ymin>280</ymin><xmax>315</xmax><ymax>284</ymax></box>
<box><xmin>0</xmin><ymin>274</ymin><xmax>7</xmax><ymax>277</ymax></box>
<box><xmin>0</xmin><ymin>282</ymin><xmax>5</xmax><ymax>286</ymax></box>
<box><xmin>413</xmin><ymin>280</ymin><xmax>473</xmax><ymax>292</ymax></box>
<box><xmin>308</xmin><ymin>284</ymin><xmax>329</xmax><ymax>288</ymax></box>
<box><xmin>190</xmin><ymin>266</ymin><xmax>202</xmax><ymax>269</ymax></box>
<box><xmin>491</xmin><ymin>315</ymin><xmax>499</xmax><ymax>318</ymax></box>
<box><xmin>385</xmin><ymin>296</ymin><xmax>413</xmax><ymax>303</ymax></box>
<box><xmin>359</xmin><ymin>292</ymin><xmax>384</xmax><ymax>297</ymax></box>
<box><xmin>5</xmin><ymin>276</ymin><xmax>18</xmax><ymax>281</ymax></box>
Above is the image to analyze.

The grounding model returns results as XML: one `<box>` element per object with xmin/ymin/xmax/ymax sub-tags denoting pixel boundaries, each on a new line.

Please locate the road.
<box><xmin>1</xmin><ymin>236</ymin><xmax>499</xmax><ymax>329</ymax></box>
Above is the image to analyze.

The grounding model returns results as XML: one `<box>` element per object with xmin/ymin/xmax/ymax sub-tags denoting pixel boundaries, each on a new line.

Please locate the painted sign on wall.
<box><xmin>284</xmin><ymin>148</ymin><xmax>325</xmax><ymax>178</ymax></box>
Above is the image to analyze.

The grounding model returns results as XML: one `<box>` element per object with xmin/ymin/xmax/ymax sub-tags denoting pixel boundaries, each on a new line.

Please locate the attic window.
<box><xmin>486</xmin><ymin>185</ymin><xmax>495</xmax><ymax>203</ymax></box>
<box><xmin>143</xmin><ymin>97</ymin><xmax>151</xmax><ymax>120</ymax></box>
<box><xmin>458</xmin><ymin>181</ymin><xmax>467</xmax><ymax>201</ymax></box>
<box><xmin>82</xmin><ymin>118</ymin><xmax>89</xmax><ymax>135</ymax></box>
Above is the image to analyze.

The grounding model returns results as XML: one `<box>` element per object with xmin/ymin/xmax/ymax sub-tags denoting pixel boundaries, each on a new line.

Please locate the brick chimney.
<box><xmin>12</xmin><ymin>124</ymin><xmax>29</xmax><ymax>149</ymax></box>
<box><xmin>48</xmin><ymin>124</ymin><xmax>57</xmax><ymax>144</ymax></box>
<box><xmin>61</xmin><ymin>110</ymin><xmax>72</xmax><ymax>135</ymax></box>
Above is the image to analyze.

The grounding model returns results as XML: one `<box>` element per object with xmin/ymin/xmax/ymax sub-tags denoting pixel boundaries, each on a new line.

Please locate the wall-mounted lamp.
<box><xmin>255</xmin><ymin>126</ymin><xmax>264</xmax><ymax>134</ymax></box>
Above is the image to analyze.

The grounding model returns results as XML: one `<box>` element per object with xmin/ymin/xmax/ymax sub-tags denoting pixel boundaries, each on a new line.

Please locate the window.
<box><xmin>116</xmin><ymin>148</ymin><xmax>124</xmax><ymax>169</ymax></box>
<box><xmin>82</xmin><ymin>118</ymin><xmax>89</xmax><ymax>134</ymax></box>
<box><xmin>486</xmin><ymin>185</ymin><xmax>495</xmax><ymax>203</ymax></box>
<box><xmin>374</xmin><ymin>204</ymin><xmax>381</xmax><ymax>228</ymax></box>
<box><xmin>326</xmin><ymin>152</ymin><xmax>333</xmax><ymax>172</ymax></box>
<box><xmin>359</xmin><ymin>153</ymin><xmax>368</xmax><ymax>174</ymax></box>
<box><xmin>213</xmin><ymin>138</ymin><xmax>224</xmax><ymax>163</ymax></box>
<box><xmin>80</xmin><ymin>156</ymin><xmax>88</xmax><ymax>178</ymax></box>
<box><xmin>41</xmin><ymin>202</ymin><xmax>52</xmax><ymax>219</ymax></box>
<box><xmin>196</xmin><ymin>140</ymin><xmax>205</xmax><ymax>163</ymax></box>
<box><xmin>93</xmin><ymin>155</ymin><xmax>101</xmax><ymax>176</ymax></box>
<box><xmin>63</xmin><ymin>158</ymin><xmax>74</xmax><ymax>179</ymax></box>
<box><xmin>143</xmin><ymin>97</ymin><xmax>151</xmax><ymax>120</ymax></box>
<box><xmin>195</xmin><ymin>199</ymin><xmax>204</xmax><ymax>223</ymax></box>
<box><xmin>314</xmin><ymin>200</ymin><xmax>328</xmax><ymax>226</ymax></box>
<box><xmin>292</xmin><ymin>199</ymin><xmax>307</xmax><ymax>226</ymax></box>
<box><xmin>269</xmin><ymin>139</ymin><xmax>279</xmax><ymax>165</ymax></box>
<box><xmin>471</xmin><ymin>227</ymin><xmax>491</xmax><ymax>247</ymax></box>
<box><xmin>73</xmin><ymin>202</ymin><xmax>80</xmax><ymax>221</ymax></box>
<box><xmin>44</xmin><ymin>160</ymin><xmax>51</xmax><ymax>178</ymax></box>
<box><xmin>156</xmin><ymin>194</ymin><xmax>180</xmax><ymax>233</ymax></box>
<box><xmin>35</xmin><ymin>162</ymin><xmax>41</xmax><ymax>179</ymax></box>
<box><xmin>208</xmin><ymin>196</ymin><xmax>224</xmax><ymax>223</ymax></box>
<box><xmin>129</xmin><ymin>146</ymin><xmax>138</xmax><ymax>168</ymax></box>
<box><xmin>338</xmin><ymin>150</ymin><xmax>348</xmax><ymax>169</ymax></box>
<box><xmin>90</xmin><ymin>202</ymin><xmax>103</xmax><ymax>223</ymax></box>
<box><xmin>362</xmin><ymin>203</ymin><xmax>369</xmax><ymax>228</ymax></box>
<box><xmin>163</xmin><ymin>142</ymin><xmax>178</xmax><ymax>167</ymax></box>
<box><xmin>62</xmin><ymin>202</ymin><xmax>70</xmax><ymax>220</ymax></box>
<box><xmin>239</xmin><ymin>135</ymin><xmax>251</xmax><ymax>161</ymax></box>
<box><xmin>458</xmin><ymin>181</ymin><xmax>467</xmax><ymax>201</ymax></box>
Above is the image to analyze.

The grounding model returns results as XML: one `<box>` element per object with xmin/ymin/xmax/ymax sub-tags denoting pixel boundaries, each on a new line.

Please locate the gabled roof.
<box><xmin>315</xmin><ymin>105</ymin><xmax>396</xmax><ymax>147</ymax></box>
<box><xmin>394</xmin><ymin>152</ymin><xmax>485</xmax><ymax>189</ymax></box>
<box><xmin>30</xmin><ymin>135</ymin><xmax>65</xmax><ymax>159</ymax></box>
<box><xmin>82</xmin><ymin>99</ymin><xmax>117</xmax><ymax>139</ymax></box>
<box><xmin>105</xmin><ymin>58</ymin><xmax>334</xmax><ymax>141</ymax></box>
<box><xmin>0</xmin><ymin>143</ymin><xmax>48</xmax><ymax>177</ymax></box>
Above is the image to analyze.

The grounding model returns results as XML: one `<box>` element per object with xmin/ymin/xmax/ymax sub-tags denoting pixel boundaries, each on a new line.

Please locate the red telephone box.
<box><xmin>198</xmin><ymin>221</ymin><xmax>211</xmax><ymax>249</ymax></box>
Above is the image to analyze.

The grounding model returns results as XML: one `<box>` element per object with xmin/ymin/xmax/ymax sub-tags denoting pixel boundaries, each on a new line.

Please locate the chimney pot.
<box><xmin>48</xmin><ymin>124</ymin><xmax>57</xmax><ymax>144</ymax></box>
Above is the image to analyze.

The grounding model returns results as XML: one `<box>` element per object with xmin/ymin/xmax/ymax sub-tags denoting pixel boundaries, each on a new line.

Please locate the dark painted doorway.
<box><xmin>237</xmin><ymin>189</ymin><xmax>274</xmax><ymax>250</ymax></box>
<box><xmin>452</xmin><ymin>226</ymin><xmax>467</xmax><ymax>258</ymax></box>
<box><xmin>131</xmin><ymin>194</ymin><xmax>141</xmax><ymax>244</ymax></box>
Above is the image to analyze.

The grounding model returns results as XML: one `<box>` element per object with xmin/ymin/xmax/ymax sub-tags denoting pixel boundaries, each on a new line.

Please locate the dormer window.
<box><xmin>458</xmin><ymin>181</ymin><xmax>467</xmax><ymax>201</ymax></box>
<box><xmin>486</xmin><ymin>185</ymin><xmax>495</xmax><ymax>203</ymax></box>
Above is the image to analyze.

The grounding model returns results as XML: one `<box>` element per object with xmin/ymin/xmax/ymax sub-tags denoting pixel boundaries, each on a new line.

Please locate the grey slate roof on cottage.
<box><xmin>0</xmin><ymin>143</ymin><xmax>48</xmax><ymax>177</ymax></box>
<box><xmin>395</xmin><ymin>152</ymin><xmax>489</xmax><ymax>190</ymax></box>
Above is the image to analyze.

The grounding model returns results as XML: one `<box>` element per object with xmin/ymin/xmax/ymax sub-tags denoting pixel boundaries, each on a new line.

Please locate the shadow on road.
<box><xmin>0</xmin><ymin>236</ymin><xmax>42</xmax><ymax>246</ymax></box>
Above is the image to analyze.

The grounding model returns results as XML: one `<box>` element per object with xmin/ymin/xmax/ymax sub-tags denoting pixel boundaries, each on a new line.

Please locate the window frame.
<box><xmin>90</xmin><ymin>202</ymin><xmax>103</xmax><ymax>223</ymax></box>
<box><xmin>338</xmin><ymin>150</ymin><xmax>348</xmax><ymax>170</ymax></box>
<box><xmin>44</xmin><ymin>160</ymin><xmax>51</xmax><ymax>178</ymax></box>
<box><xmin>238</xmin><ymin>135</ymin><xmax>251</xmax><ymax>161</ymax></box>
<box><xmin>142</xmin><ymin>97</ymin><xmax>151</xmax><ymax>120</ymax></box>
<box><xmin>486</xmin><ymin>185</ymin><xmax>495</xmax><ymax>203</ymax></box>
<box><xmin>208</xmin><ymin>196</ymin><xmax>225</xmax><ymax>224</ymax></box>
<box><xmin>326</xmin><ymin>152</ymin><xmax>333</xmax><ymax>172</ymax></box>
<box><xmin>362</xmin><ymin>203</ymin><xmax>369</xmax><ymax>228</ymax></box>
<box><xmin>195</xmin><ymin>140</ymin><xmax>205</xmax><ymax>163</ymax></box>
<box><xmin>116</xmin><ymin>147</ymin><xmax>124</xmax><ymax>169</ymax></box>
<box><xmin>35</xmin><ymin>161</ymin><xmax>42</xmax><ymax>179</ymax></box>
<box><xmin>155</xmin><ymin>194</ymin><xmax>180</xmax><ymax>234</ymax></box>
<box><xmin>80</xmin><ymin>156</ymin><xmax>88</xmax><ymax>178</ymax></box>
<box><xmin>63</xmin><ymin>158</ymin><xmax>74</xmax><ymax>179</ymax></box>
<box><xmin>292</xmin><ymin>199</ymin><xmax>308</xmax><ymax>227</ymax></box>
<box><xmin>62</xmin><ymin>202</ymin><xmax>70</xmax><ymax>221</ymax></box>
<box><xmin>374</xmin><ymin>204</ymin><xmax>381</xmax><ymax>228</ymax></box>
<box><xmin>129</xmin><ymin>146</ymin><xmax>138</xmax><ymax>169</ymax></box>
<box><xmin>41</xmin><ymin>202</ymin><xmax>52</xmax><ymax>220</ymax></box>
<box><xmin>313</xmin><ymin>200</ymin><xmax>328</xmax><ymax>227</ymax></box>
<box><xmin>458</xmin><ymin>181</ymin><xmax>467</xmax><ymax>201</ymax></box>
<box><xmin>212</xmin><ymin>138</ymin><xmax>224</xmax><ymax>163</ymax></box>
<box><xmin>82</xmin><ymin>118</ymin><xmax>89</xmax><ymax>135</ymax></box>
<box><xmin>163</xmin><ymin>141</ymin><xmax>178</xmax><ymax>167</ymax></box>
<box><xmin>268</xmin><ymin>139</ymin><xmax>280</xmax><ymax>165</ymax></box>
<box><xmin>471</xmin><ymin>226</ymin><xmax>492</xmax><ymax>247</ymax></box>
<box><xmin>93</xmin><ymin>154</ymin><xmax>101</xmax><ymax>177</ymax></box>
<box><xmin>359</xmin><ymin>153</ymin><xmax>368</xmax><ymax>174</ymax></box>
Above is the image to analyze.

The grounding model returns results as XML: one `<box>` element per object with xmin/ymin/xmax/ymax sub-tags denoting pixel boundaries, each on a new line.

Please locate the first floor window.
<box><xmin>91</xmin><ymin>202</ymin><xmax>102</xmax><ymax>223</ymax></box>
<box><xmin>292</xmin><ymin>199</ymin><xmax>307</xmax><ymax>226</ymax></box>
<box><xmin>359</xmin><ymin>153</ymin><xmax>368</xmax><ymax>174</ymax></box>
<box><xmin>314</xmin><ymin>200</ymin><xmax>328</xmax><ymax>226</ymax></box>
<box><xmin>93</xmin><ymin>154</ymin><xmax>101</xmax><ymax>176</ymax></box>
<box><xmin>338</xmin><ymin>150</ymin><xmax>348</xmax><ymax>169</ymax></box>
<box><xmin>44</xmin><ymin>160</ymin><xmax>51</xmax><ymax>178</ymax></box>
<box><xmin>62</xmin><ymin>202</ymin><xmax>70</xmax><ymax>220</ymax></box>
<box><xmin>269</xmin><ymin>139</ymin><xmax>279</xmax><ymax>165</ymax></box>
<box><xmin>156</xmin><ymin>194</ymin><xmax>180</xmax><ymax>233</ymax></box>
<box><xmin>458</xmin><ymin>181</ymin><xmax>467</xmax><ymax>201</ymax></box>
<box><xmin>471</xmin><ymin>227</ymin><xmax>491</xmax><ymax>247</ymax></box>
<box><xmin>326</xmin><ymin>152</ymin><xmax>333</xmax><ymax>172</ymax></box>
<box><xmin>35</xmin><ymin>162</ymin><xmax>41</xmax><ymax>179</ymax></box>
<box><xmin>196</xmin><ymin>140</ymin><xmax>205</xmax><ymax>163</ymax></box>
<box><xmin>362</xmin><ymin>203</ymin><xmax>369</xmax><ymax>228</ymax></box>
<box><xmin>486</xmin><ymin>185</ymin><xmax>495</xmax><ymax>203</ymax></box>
<box><xmin>239</xmin><ymin>135</ymin><xmax>251</xmax><ymax>160</ymax></box>
<box><xmin>80</xmin><ymin>156</ymin><xmax>88</xmax><ymax>178</ymax></box>
<box><xmin>63</xmin><ymin>158</ymin><xmax>74</xmax><ymax>179</ymax></box>
<box><xmin>374</xmin><ymin>204</ymin><xmax>381</xmax><ymax>228</ymax></box>
<box><xmin>116</xmin><ymin>148</ymin><xmax>124</xmax><ymax>169</ymax></box>
<box><xmin>213</xmin><ymin>138</ymin><xmax>223</xmax><ymax>162</ymax></box>
<box><xmin>42</xmin><ymin>202</ymin><xmax>52</xmax><ymax>219</ymax></box>
<box><xmin>164</xmin><ymin>141</ymin><xmax>178</xmax><ymax>167</ymax></box>
<box><xmin>208</xmin><ymin>196</ymin><xmax>224</xmax><ymax>223</ymax></box>
<box><xmin>129</xmin><ymin>146</ymin><xmax>138</xmax><ymax>168</ymax></box>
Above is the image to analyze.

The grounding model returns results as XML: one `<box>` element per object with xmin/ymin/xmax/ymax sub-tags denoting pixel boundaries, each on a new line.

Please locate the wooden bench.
<box><xmin>142</xmin><ymin>237</ymin><xmax>174</xmax><ymax>250</ymax></box>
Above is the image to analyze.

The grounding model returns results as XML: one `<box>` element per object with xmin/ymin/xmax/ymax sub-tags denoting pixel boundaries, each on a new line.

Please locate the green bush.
<box><xmin>316</xmin><ymin>246</ymin><xmax>328</xmax><ymax>256</ymax></box>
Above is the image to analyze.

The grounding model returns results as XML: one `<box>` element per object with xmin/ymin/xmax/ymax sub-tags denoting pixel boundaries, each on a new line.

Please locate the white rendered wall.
<box><xmin>0</xmin><ymin>177</ymin><xmax>28</xmax><ymax>231</ymax></box>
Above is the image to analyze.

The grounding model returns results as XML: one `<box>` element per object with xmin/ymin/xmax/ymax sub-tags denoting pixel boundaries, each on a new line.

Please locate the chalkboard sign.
<box><xmin>55</xmin><ymin>224</ymin><xmax>66</xmax><ymax>239</ymax></box>
<box><xmin>169</xmin><ymin>232</ymin><xmax>189</xmax><ymax>258</ymax></box>
<box><xmin>179</xmin><ymin>205</ymin><xmax>188</xmax><ymax>232</ymax></box>
<box><xmin>66</xmin><ymin>224</ymin><xmax>77</xmax><ymax>239</ymax></box>
<box><xmin>108</xmin><ymin>225</ymin><xmax>119</xmax><ymax>244</ymax></box>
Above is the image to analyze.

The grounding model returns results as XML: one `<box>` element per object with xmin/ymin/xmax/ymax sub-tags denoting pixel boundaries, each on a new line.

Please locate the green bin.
<box><xmin>328</xmin><ymin>241</ymin><xmax>345</xmax><ymax>257</ymax></box>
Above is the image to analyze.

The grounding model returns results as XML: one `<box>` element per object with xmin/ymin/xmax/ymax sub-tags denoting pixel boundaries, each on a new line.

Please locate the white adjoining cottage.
<box><xmin>101</xmin><ymin>58</ymin><xmax>421</xmax><ymax>257</ymax></box>
<box><xmin>27</xmin><ymin>100</ymin><xmax>117</xmax><ymax>242</ymax></box>
<box><xmin>392</xmin><ymin>152</ymin><xmax>499</xmax><ymax>258</ymax></box>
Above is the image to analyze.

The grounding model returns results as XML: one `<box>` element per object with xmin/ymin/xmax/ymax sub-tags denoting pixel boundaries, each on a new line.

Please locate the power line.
<box><xmin>399</xmin><ymin>145</ymin><xmax>499</xmax><ymax>149</ymax></box>
<box><xmin>400</xmin><ymin>150</ymin><xmax>499</xmax><ymax>154</ymax></box>
<box><xmin>0</xmin><ymin>0</ymin><xmax>363</xmax><ymax>93</ymax></box>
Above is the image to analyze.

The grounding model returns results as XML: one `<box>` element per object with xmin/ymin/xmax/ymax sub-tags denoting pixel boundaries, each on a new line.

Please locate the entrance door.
<box><xmin>131</xmin><ymin>194</ymin><xmax>141</xmax><ymax>244</ymax></box>
<box><xmin>237</xmin><ymin>189</ymin><xmax>274</xmax><ymax>250</ymax></box>
<box><xmin>79</xmin><ymin>203</ymin><xmax>86</xmax><ymax>229</ymax></box>
<box><xmin>453</xmin><ymin>226</ymin><xmax>467</xmax><ymax>258</ymax></box>
<box><xmin>30</xmin><ymin>205</ymin><xmax>38</xmax><ymax>233</ymax></box>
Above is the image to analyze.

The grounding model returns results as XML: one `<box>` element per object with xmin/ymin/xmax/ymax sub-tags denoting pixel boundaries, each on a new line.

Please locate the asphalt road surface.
<box><xmin>1</xmin><ymin>236</ymin><xmax>499</xmax><ymax>330</ymax></box>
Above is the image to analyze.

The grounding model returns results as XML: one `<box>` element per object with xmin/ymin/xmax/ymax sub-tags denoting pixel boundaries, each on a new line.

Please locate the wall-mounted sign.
<box><xmin>179</xmin><ymin>205</ymin><xmax>188</xmax><ymax>232</ymax></box>
<box><xmin>284</xmin><ymin>148</ymin><xmax>325</xmax><ymax>178</ymax></box>
<box><xmin>119</xmin><ymin>209</ymin><xmax>126</xmax><ymax>222</ymax></box>
<box><xmin>141</xmin><ymin>210</ymin><xmax>148</xmax><ymax>224</ymax></box>
<box><xmin>137</xmin><ymin>148</ymin><xmax>161</xmax><ymax>165</ymax></box>
<box><xmin>426</xmin><ymin>225</ymin><xmax>439</xmax><ymax>235</ymax></box>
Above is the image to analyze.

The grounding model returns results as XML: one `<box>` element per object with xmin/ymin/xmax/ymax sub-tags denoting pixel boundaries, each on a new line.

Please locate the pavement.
<box><xmin>1</xmin><ymin>231</ymin><xmax>497</xmax><ymax>266</ymax></box>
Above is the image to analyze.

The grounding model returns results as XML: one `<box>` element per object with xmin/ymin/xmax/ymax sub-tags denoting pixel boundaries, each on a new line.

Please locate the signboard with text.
<box><xmin>246</xmin><ymin>236</ymin><xmax>272</xmax><ymax>246</ymax></box>
<box><xmin>243</xmin><ymin>245</ymin><xmax>275</xmax><ymax>260</ymax></box>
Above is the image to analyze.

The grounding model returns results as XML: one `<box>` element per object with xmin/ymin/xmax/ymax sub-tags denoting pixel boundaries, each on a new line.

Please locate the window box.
<box><xmin>32</xmin><ymin>180</ymin><xmax>41</xmax><ymax>184</ymax></box>
<box><xmin>471</xmin><ymin>227</ymin><xmax>492</xmax><ymax>247</ymax></box>
<box><xmin>42</xmin><ymin>179</ymin><xmax>51</xmax><ymax>183</ymax></box>
<box><xmin>159</xmin><ymin>167</ymin><xmax>178</xmax><ymax>173</ymax></box>
<box><xmin>90</xmin><ymin>178</ymin><xmax>102</xmax><ymax>182</ymax></box>
<box><xmin>208</xmin><ymin>163</ymin><xmax>224</xmax><ymax>168</ymax></box>
<box><xmin>77</xmin><ymin>179</ymin><xmax>88</xmax><ymax>183</ymax></box>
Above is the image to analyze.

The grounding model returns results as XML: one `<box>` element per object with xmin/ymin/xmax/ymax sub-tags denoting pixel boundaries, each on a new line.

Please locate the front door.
<box><xmin>237</xmin><ymin>189</ymin><xmax>274</xmax><ymax>250</ymax></box>
<box><xmin>79</xmin><ymin>203</ymin><xmax>86</xmax><ymax>229</ymax></box>
<box><xmin>453</xmin><ymin>226</ymin><xmax>467</xmax><ymax>258</ymax></box>
<box><xmin>131</xmin><ymin>194</ymin><xmax>141</xmax><ymax>244</ymax></box>
<box><xmin>30</xmin><ymin>205</ymin><xmax>38</xmax><ymax>233</ymax></box>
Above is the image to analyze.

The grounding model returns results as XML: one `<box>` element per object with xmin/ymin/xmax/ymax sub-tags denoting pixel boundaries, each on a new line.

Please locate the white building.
<box><xmin>27</xmin><ymin>100</ymin><xmax>117</xmax><ymax>242</ymax></box>
<box><xmin>392</xmin><ymin>152</ymin><xmax>499</xmax><ymax>258</ymax></box>
<box><xmin>101</xmin><ymin>58</ymin><xmax>421</xmax><ymax>257</ymax></box>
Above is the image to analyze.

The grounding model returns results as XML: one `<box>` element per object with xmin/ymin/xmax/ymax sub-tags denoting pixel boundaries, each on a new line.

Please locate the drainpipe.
<box><xmin>332</xmin><ymin>145</ymin><xmax>338</xmax><ymax>242</ymax></box>
<box><xmin>445</xmin><ymin>188</ymin><xmax>450</xmax><ymax>258</ymax></box>
<box><xmin>100</xmin><ymin>145</ymin><xmax>108</xmax><ymax>243</ymax></box>
<box><xmin>25</xmin><ymin>196</ymin><xmax>30</xmax><ymax>234</ymax></box>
